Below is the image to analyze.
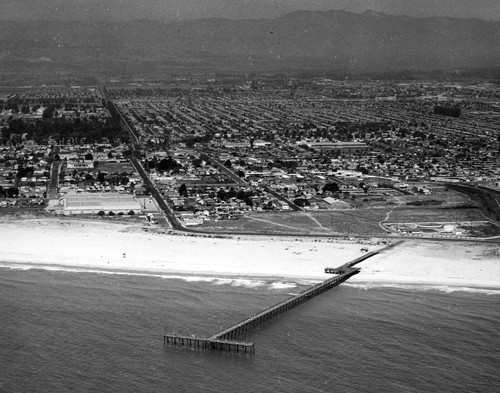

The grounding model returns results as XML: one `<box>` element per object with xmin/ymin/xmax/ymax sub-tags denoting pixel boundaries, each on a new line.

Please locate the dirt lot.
<box><xmin>197</xmin><ymin>204</ymin><xmax>496</xmax><ymax>238</ymax></box>
<box><xmin>96</xmin><ymin>161</ymin><xmax>135</xmax><ymax>174</ymax></box>
<box><xmin>355</xmin><ymin>188</ymin><xmax>473</xmax><ymax>209</ymax></box>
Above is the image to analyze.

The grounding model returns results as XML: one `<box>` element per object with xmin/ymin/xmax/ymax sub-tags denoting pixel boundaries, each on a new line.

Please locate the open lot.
<box><xmin>197</xmin><ymin>204</ymin><xmax>498</xmax><ymax>238</ymax></box>
<box><xmin>96</xmin><ymin>161</ymin><xmax>135</xmax><ymax>174</ymax></box>
<box><xmin>355</xmin><ymin>188</ymin><xmax>473</xmax><ymax>209</ymax></box>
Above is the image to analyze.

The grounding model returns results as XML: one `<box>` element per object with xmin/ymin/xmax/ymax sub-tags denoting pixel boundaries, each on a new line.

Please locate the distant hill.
<box><xmin>1</xmin><ymin>10</ymin><xmax>499</xmax><ymax>76</ymax></box>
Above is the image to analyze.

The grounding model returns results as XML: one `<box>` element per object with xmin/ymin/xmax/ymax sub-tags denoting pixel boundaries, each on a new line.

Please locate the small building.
<box><xmin>322</xmin><ymin>197</ymin><xmax>351</xmax><ymax>209</ymax></box>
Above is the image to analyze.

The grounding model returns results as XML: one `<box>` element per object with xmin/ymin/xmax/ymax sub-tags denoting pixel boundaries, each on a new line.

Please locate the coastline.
<box><xmin>0</xmin><ymin>216</ymin><xmax>499</xmax><ymax>290</ymax></box>
<box><xmin>349</xmin><ymin>239</ymin><xmax>500</xmax><ymax>290</ymax></box>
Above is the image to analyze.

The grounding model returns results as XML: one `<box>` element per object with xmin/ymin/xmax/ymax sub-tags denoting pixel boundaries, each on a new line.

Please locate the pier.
<box><xmin>163</xmin><ymin>334</ymin><xmax>255</xmax><ymax>353</ymax></box>
<box><xmin>324</xmin><ymin>250</ymin><xmax>379</xmax><ymax>274</ymax></box>
<box><xmin>164</xmin><ymin>251</ymin><xmax>380</xmax><ymax>354</ymax></box>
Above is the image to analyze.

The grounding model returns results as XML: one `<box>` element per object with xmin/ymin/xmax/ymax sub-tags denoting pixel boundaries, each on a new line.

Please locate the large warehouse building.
<box><xmin>59</xmin><ymin>191</ymin><xmax>142</xmax><ymax>215</ymax></box>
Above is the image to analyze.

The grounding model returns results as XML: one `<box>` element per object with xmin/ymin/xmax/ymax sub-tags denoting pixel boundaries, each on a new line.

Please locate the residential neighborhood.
<box><xmin>1</xmin><ymin>78</ymin><xmax>499</xmax><ymax>236</ymax></box>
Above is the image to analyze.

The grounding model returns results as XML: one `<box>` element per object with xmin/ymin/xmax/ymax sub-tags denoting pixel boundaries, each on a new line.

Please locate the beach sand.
<box><xmin>0</xmin><ymin>216</ymin><xmax>499</xmax><ymax>288</ymax></box>
<box><xmin>350</xmin><ymin>240</ymin><xmax>500</xmax><ymax>289</ymax></box>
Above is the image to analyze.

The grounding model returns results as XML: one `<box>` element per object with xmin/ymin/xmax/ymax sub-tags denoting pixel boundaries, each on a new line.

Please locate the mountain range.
<box><xmin>1</xmin><ymin>10</ymin><xmax>499</xmax><ymax>76</ymax></box>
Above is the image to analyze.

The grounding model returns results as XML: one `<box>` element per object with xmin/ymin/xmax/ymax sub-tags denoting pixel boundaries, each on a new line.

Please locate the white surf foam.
<box><xmin>0</xmin><ymin>263</ymin><xmax>299</xmax><ymax>289</ymax></box>
<box><xmin>269</xmin><ymin>281</ymin><xmax>298</xmax><ymax>290</ymax></box>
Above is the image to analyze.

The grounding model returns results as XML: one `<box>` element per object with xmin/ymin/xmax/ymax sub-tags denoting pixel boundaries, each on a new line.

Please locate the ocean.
<box><xmin>1</xmin><ymin>266</ymin><xmax>499</xmax><ymax>392</ymax></box>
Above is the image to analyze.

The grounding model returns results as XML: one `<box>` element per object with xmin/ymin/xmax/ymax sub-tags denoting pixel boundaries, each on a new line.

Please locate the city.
<box><xmin>1</xmin><ymin>76</ymin><xmax>499</xmax><ymax>238</ymax></box>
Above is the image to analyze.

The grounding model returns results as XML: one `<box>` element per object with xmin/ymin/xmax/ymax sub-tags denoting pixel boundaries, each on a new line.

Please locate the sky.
<box><xmin>1</xmin><ymin>0</ymin><xmax>499</xmax><ymax>22</ymax></box>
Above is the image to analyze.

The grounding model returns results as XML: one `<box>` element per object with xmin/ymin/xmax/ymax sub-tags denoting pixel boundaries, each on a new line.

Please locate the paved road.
<box><xmin>47</xmin><ymin>161</ymin><xmax>61</xmax><ymax>199</ymax></box>
<box><xmin>205</xmin><ymin>155</ymin><xmax>247</xmax><ymax>186</ymax></box>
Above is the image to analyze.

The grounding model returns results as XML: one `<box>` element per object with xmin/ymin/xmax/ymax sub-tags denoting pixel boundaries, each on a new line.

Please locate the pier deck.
<box><xmin>164</xmin><ymin>250</ymin><xmax>381</xmax><ymax>354</ymax></box>
<box><xmin>324</xmin><ymin>250</ymin><xmax>379</xmax><ymax>274</ymax></box>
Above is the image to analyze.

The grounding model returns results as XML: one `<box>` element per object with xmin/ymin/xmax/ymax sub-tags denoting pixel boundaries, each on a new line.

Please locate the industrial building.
<box><xmin>59</xmin><ymin>191</ymin><xmax>142</xmax><ymax>215</ymax></box>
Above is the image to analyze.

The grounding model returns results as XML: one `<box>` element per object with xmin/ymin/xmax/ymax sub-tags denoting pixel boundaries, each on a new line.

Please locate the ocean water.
<box><xmin>1</xmin><ymin>266</ymin><xmax>499</xmax><ymax>392</ymax></box>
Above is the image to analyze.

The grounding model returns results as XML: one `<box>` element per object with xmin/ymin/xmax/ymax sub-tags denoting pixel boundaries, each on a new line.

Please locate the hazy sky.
<box><xmin>1</xmin><ymin>0</ymin><xmax>499</xmax><ymax>22</ymax></box>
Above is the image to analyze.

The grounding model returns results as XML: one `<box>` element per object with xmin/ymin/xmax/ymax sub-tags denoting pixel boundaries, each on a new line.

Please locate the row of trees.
<box><xmin>59</xmin><ymin>169</ymin><xmax>131</xmax><ymax>187</ymax></box>
<box><xmin>434</xmin><ymin>105</ymin><xmax>461</xmax><ymax>118</ymax></box>
<box><xmin>97</xmin><ymin>210</ymin><xmax>135</xmax><ymax>216</ymax></box>
<box><xmin>145</xmin><ymin>156</ymin><xmax>183</xmax><ymax>173</ymax></box>
<box><xmin>2</xmin><ymin>116</ymin><xmax>129</xmax><ymax>146</ymax></box>
<box><xmin>1</xmin><ymin>96</ymin><xmax>99</xmax><ymax>110</ymax></box>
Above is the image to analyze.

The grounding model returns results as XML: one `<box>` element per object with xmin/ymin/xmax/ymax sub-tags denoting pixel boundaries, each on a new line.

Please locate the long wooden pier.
<box><xmin>208</xmin><ymin>267</ymin><xmax>360</xmax><ymax>342</ymax></box>
<box><xmin>164</xmin><ymin>250</ymin><xmax>380</xmax><ymax>354</ymax></box>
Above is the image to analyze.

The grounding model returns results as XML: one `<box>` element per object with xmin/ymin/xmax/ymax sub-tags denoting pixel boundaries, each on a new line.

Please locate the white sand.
<box><xmin>0</xmin><ymin>217</ymin><xmax>375</xmax><ymax>280</ymax></box>
<box><xmin>1</xmin><ymin>217</ymin><xmax>499</xmax><ymax>289</ymax></box>
<box><xmin>350</xmin><ymin>240</ymin><xmax>500</xmax><ymax>289</ymax></box>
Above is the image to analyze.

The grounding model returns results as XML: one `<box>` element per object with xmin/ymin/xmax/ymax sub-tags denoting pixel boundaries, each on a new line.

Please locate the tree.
<box><xmin>1</xmin><ymin>127</ymin><xmax>11</xmax><ymax>142</ymax></box>
<box><xmin>323</xmin><ymin>182</ymin><xmax>339</xmax><ymax>194</ymax></box>
<box><xmin>178</xmin><ymin>183</ymin><xmax>188</xmax><ymax>197</ymax></box>
<box><xmin>84</xmin><ymin>153</ymin><xmax>93</xmax><ymax>160</ymax></box>
<box><xmin>217</xmin><ymin>188</ymin><xmax>227</xmax><ymax>200</ymax></box>
<box><xmin>244</xmin><ymin>195</ymin><xmax>253</xmax><ymax>206</ymax></box>
<box><xmin>6</xmin><ymin>187</ymin><xmax>19</xmax><ymax>198</ymax></box>
<box><xmin>227</xmin><ymin>187</ymin><xmax>237</xmax><ymax>199</ymax></box>
<box><xmin>224</xmin><ymin>159</ymin><xmax>232</xmax><ymax>168</ymax></box>
<box><xmin>97</xmin><ymin>210</ymin><xmax>105</xmax><ymax>216</ymax></box>
<box><xmin>42</xmin><ymin>105</ymin><xmax>55</xmax><ymax>119</ymax></box>
<box><xmin>97</xmin><ymin>172</ymin><xmax>106</xmax><ymax>183</ymax></box>
<box><xmin>158</xmin><ymin>157</ymin><xmax>181</xmax><ymax>172</ymax></box>
<box><xmin>236</xmin><ymin>189</ymin><xmax>246</xmax><ymax>200</ymax></box>
<box><xmin>294</xmin><ymin>198</ymin><xmax>310</xmax><ymax>207</ymax></box>
<box><xmin>192</xmin><ymin>157</ymin><xmax>203</xmax><ymax>168</ymax></box>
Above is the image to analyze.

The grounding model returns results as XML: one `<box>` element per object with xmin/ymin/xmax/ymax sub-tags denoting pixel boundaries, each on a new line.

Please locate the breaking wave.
<box><xmin>270</xmin><ymin>281</ymin><xmax>298</xmax><ymax>289</ymax></box>
<box><xmin>0</xmin><ymin>263</ymin><xmax>298</xmax><ymax>290</ymax></box>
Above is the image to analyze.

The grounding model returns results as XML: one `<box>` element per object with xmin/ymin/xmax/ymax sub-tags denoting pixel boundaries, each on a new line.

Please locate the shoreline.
<box><xmin>2</xmin><ymin>260</ymin><xmax>500</xmax><ymax>294</ymax></box>
<box><xmin>0</xmin><ymin>216</ymin><xmax>499</xmax><ymax>290</ymax></box>
<box><xmin>2</xmin><ymin>258</ymin><xmax>500</xmax><ymax>291</ymax></box>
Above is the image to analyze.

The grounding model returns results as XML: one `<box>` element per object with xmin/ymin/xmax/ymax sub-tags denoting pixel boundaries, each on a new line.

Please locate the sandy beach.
<box><xmin>350</xmin><ymin>240</ymin><xmax>500</xmax><ymax>289</ymax></box>
<box><xmin>0</xmin><ymin>216</ymin><xmax>499</xmax><ymax>289</ymax></box>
